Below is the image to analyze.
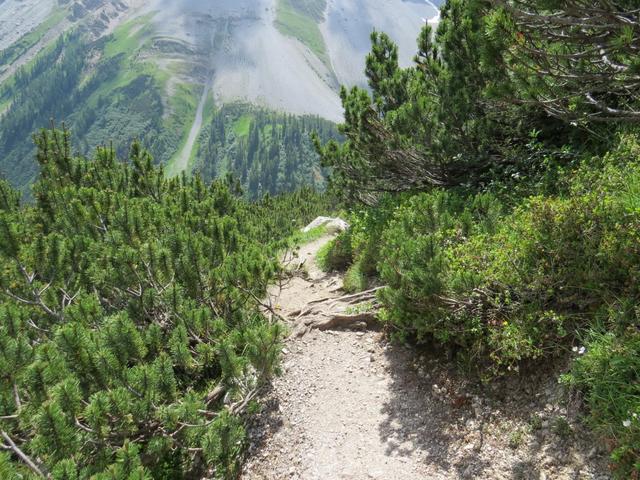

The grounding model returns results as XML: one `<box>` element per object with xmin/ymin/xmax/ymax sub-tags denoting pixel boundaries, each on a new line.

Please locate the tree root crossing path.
<box><xmin>241</xmin><ymin>235</ymin><xmax>610</xmax><ymax>480</ymax></box>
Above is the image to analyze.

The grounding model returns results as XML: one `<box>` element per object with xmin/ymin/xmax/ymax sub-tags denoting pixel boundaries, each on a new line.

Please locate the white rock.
<box><xmin>302</xmin><ymin>216</ymin><xmax>350</xmax><ymax>234</ymax></box>
<box><xmin>325</xmin><ymin>218</ymin><xmax>350</xmax><ymax>234</ymax></box>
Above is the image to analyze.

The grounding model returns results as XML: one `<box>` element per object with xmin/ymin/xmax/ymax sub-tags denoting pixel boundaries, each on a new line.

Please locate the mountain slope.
<box><xmin>0</xmin><ymin>0</ymin><xmax>440</xmax><ymax>190</ymax></box>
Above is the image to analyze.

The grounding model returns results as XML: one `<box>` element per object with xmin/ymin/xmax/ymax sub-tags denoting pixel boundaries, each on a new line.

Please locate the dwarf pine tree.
<box><xmin>314</xmin><ymin>0</ymin><xmax>574</xmax><ymax>204</ymax></box>
<box><xmin>0</xmin><ymin>129</ymin><xmax>329</xmax><ymax>478</ymax></box>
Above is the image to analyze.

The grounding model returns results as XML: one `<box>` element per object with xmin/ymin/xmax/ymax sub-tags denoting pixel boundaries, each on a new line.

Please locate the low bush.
<box><xmin>377</xmin><ymin>190</ymin><xmax>503</xmax><ymax>355</ymax></box>
<box><xmin>375</xmin><ymin>137</ymin><xmax>640</xmax><ymax>368</ymax></box>
<box><xmin>316</xmin><ymin>230</ymin><xmax>353</xmax><ymax>272</ymax></box>
<box><xmin>0</xmin><ymin>131</ymin><xmax>332</xmax><ymax>478</ymax></box>
<box><xmin>562</xmin><ymin>327</ymin><xmax>640</xmax><ymax>478</ymax></box>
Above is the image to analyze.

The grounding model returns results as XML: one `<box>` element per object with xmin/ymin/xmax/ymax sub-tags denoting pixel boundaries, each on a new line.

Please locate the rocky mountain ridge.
<box><xmin>0</xmin><ymin>0</ymin><xmax>440</xmax><ymax>187</ymax></box>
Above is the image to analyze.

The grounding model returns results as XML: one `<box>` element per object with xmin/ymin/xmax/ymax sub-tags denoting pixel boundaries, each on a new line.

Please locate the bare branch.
<box><xmin>1</xmin><ymin>431</ymin><xmax>47</xmax><ymax>477</ymax></box>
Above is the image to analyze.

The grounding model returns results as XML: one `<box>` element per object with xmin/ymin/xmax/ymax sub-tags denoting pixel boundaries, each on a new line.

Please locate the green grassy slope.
<box><xmin>0</xmin><ymin>14</ymin><xmax>203</xmax><ymax>190</ymax></box>
<box><xmin>274</xmin><ymin>0</ymin><xmax>329</xmax><ymax>66</ymax></box>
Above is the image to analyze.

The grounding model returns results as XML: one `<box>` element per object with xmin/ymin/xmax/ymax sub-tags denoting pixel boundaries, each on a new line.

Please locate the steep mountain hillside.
<box><xmin>0</xmin><ymin>0</ymin><xmax>439</xmax><ymax>191</ymax></box>
<box><xmin>192</xmin><ymin>104</ymin><xmax>341</xmax><ymax>198</ymax></box>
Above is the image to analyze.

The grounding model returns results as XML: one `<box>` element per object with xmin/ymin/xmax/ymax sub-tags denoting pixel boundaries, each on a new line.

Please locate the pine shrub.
<box><xmin>0</xmin><ymin>129</ymin><xmax>325</xmax><ymax>478</ymax></box>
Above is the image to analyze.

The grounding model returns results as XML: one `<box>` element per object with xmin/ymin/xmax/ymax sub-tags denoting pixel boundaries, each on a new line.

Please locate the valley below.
<box><xmin>0</xmin><ymin>0</ymin><xmax>440</xmax><ymax>191</ymax></box>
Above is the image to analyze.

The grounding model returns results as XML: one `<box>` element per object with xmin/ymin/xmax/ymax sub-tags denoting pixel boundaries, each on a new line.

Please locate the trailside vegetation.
<box><xmin>489</xmin><ymin>0</ymin><xmax>640</xmax><ymax>122</ymax></box>
<box><xmin>315</xmin><ymin>0</ymin><xmax>640</xmax><ymax>476</ymax></box>
<box><xmin>2</xmin><ymin>0</ymin><xmax>639</xmax><ymax>477</ymax></box>
<box><xmin>0</xmin><ymin>129</ymin><xmax>329</xmax><ymax>478</ymax></box>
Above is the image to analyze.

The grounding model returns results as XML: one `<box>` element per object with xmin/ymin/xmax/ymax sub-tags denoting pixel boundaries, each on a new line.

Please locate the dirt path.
<box><xmin>241</xmin><ymin>235</ymin><xmax>611</xmax><ymax>480</ymax></box>
<box><xmin>168</xmin><ymin>83</ymin><xmax>210</xmax><ymax>177</ymax></box>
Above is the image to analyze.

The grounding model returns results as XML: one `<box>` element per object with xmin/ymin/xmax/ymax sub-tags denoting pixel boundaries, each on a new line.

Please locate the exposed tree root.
<box><xmin>331</xmin><ymin>287</ymin><xmax>385</xmax><ymax>303</ymax></box>
<box><xmin>288</xmin><ymin>308</ymin><xmax>303</xmax><ymax>318</ymax></box>
<box><xmin>305</xmin><ymin>295</ymin><xmax>336</xmax><ymax>307</ymax></box>
<box><xmin>293</xmin><ymin>311</ymin><xmax>379</xmax><ymax>337</ymax></box>
<box><xmin>289</xmin><ymin>287</ymin><xmax>385</xmax><ymax>322</ymax></box>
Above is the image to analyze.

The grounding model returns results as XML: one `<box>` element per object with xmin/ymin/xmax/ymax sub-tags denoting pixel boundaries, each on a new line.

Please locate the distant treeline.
<box><xmin>195</xmin><ymin>104</ymin><xmax>340</xmax><ymax>199</ymax></box>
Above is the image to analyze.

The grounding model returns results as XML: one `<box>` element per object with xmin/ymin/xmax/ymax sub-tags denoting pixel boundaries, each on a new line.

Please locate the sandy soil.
<box><xmin>241</xmin><ymin>235</ymin><xmax>612</xmax><ymax>480</ymax></box>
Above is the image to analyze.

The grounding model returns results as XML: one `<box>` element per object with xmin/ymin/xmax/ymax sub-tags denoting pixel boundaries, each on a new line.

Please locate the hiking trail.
<box><xmin>241</xmin><ymin>234</ymin><xmax>610</xmax><ymax>480</ymax></box>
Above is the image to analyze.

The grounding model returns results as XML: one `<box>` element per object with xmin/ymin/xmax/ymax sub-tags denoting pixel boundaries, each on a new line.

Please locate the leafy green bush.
<box><xmin>563</xmin><ymin>328</ymin><xmax>640</xmax><ymax>478</ymax></box>
<box><xmin>375</xmin><ymin>136</ymin><xmax>640</xmax><ymax>372</ymax></box>
<box><xmin>316</xmin><ymin>231</ymin><xmax>353</xmax><ymax>272</ymax></box>
<box><xmin>346</xmin><ymin>203</ymin><xmax>393</xmax><ymax>279</ymax></box>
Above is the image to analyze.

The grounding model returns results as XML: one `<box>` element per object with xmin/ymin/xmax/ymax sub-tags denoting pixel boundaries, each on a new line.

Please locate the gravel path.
<box><xmin>241</xmin><ymin>235</ymin><xmax>612</xmax><ymax>480</ymax></box>
<box><xmin>167</xmin><ymin>83</ymin><xmax>210</xmax><ymax>177</ymax></box>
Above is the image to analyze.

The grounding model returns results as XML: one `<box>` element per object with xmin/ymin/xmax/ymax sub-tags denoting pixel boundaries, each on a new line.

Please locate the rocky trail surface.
<box><xmin>241</xmin><ymin>235</ymin><xmax>611</xmax><ymax>480</ymax></box>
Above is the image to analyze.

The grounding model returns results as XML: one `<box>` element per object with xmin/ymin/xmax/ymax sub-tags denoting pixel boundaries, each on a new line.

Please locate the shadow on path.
<box><xmin>378</xmin><ymin>342</ymin><xmax>611</xmax><ymax>479</ymax></box>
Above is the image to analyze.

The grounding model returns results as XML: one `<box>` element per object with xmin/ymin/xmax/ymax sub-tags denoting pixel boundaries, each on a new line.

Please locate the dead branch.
<box><xmin>1</xmin><ymin>431</ymin><xmax>47</xmax><ymax>477</ymax></box>
<box><xmin>205</xmin><ymin>384</ymin><xmax>226</xmax><ymax>407</ymax></box>
<box><xmin>492</xmin><ymin>0</ymin><xmax>640</xmax><ymax>122</ymax></box>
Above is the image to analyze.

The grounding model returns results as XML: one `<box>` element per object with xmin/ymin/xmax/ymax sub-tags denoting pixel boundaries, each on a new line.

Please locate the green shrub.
<box><xmin>317</xmin><ymin>195</ymin><xmax>411</xmax><ymax>292</ymax></box>
<box><xmin>343</xmin><ymin>260</ymin><xmax>369</xmax><ymax>293</ymax></box>
<box><xmin>316</xmin><ymin>230</ymin><xmax>353</xmax><ymax>272</ymax></box>
<box><xmin>377</xmin><ymin>190</ymin><xmax>503</xmax><ymax>351</ymax></box>
<box><xmin>552</xmin><ymin>417</ymin><xmax>573</xmax><ymax>439</ymax></box>
<box><xmin>375</xmin><ymin>136</ymin><xmax>640</xmax><ymax>371</ymax></box>
<box><xmin>316</xmin><ymin>228</ymin><xmax>372</xmax><ymax>292</ymax></box>
<box><xmin>562</xmin><ymin>328</ymin><xmax>640</xmax><ymax>478</ymax></box>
